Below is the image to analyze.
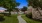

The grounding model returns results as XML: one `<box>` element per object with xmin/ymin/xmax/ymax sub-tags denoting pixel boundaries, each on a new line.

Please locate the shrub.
<box><xmin>0</xmin><ymin>13</ymin><xmax>10</xmax><ymax>16</ymax></box>
<box><xmin>0</xmin><ymin>14</ymin><xmax>4</xmax><ymax>17</ymax></box>
<box><xmin>3</xmin><ymin>13</ymin><xmax>11</xmax><ymax>17</ymax></box>
<box><xmin>26</xmin><ymin>12</ymin><xmax>32</xmax><ymax>18</ymax></box>
<box><xmin>0</xmin><ymin>14</ymin><xmax>5</xmax><ymax>21</ymax></box>
<box><xmin>4</xmin><ymin>13</ymin><xmax>10</xmax><ymax>16</ymax></box>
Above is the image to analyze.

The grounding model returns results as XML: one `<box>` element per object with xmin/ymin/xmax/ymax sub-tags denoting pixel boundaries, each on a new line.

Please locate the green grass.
<box><xmin>0</xmin><ymin>14</ymin><xmax>18</xmax><ymax>23</ymax></box>
<box><xmin>21</xmin><ymin>14</ymin><xmax>42</xmax><ymax>23</ymax></box>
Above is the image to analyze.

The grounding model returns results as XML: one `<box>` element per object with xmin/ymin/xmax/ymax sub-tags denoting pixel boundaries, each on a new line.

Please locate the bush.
<box><xmin>0</xmin><ymin>13</ymin><xmax>10</xmax><ymax>16</ymax></box>
<box><xmin>0</xmin><ymin>14</ymin><xmax>5</xmax><ymax>21</ymax></box>
<box><xmin>3</xmin><ymin>13</ymin><xmax>11</xmax><ymax>17</ymax></box>
<box><xmin>0</xmin><ymin>14</ymin><xmax>4</xmax><ymax>17</ymax></box>
<box><xmin>4</xmin><ymin>13</ymin><xmax>10</xmax><ymax>16</ymax></box>
<box><xmin>26</xmin><ymin>12</ymin><xmax>32</xmax><ymax>18</ymax></box>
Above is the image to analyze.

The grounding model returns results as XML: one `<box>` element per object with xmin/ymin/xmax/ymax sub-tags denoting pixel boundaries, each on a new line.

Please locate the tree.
<box><xmin>0</xmin><ymin>0</ymin><xmax>4</xmax><ymax>6</ymax></box>
<box><xmin>15</xmin><ymin>8</ymin><xmax>19</xmax><ymax>11</ymax></box>
<box><xmin>12</xmin><ymin>2</ymin><xmax>20</xmax><ymax>14</ymax></box>
<box><xmin>12</xmin><ymin>2</ymin><xmax>20</xmax><ymax>9</ymax></box>
<box><xmin>27</xmin><ymin>0</ymin><xmax>42</xmax><ymax>16</ymax></box>
<box><xmin>3</xmin><ymin>0</ymin><xmax>14</xmax><ymax>15</ymax></box>
<box><xmin>21</xmin><ymin>6</ymin><xmax>27</xmax><ymax>13</ymax></box>
<box><xmin>0</xmin><ymin>0</ymin><xmax>20</xmax><ymax>15</ymax></box>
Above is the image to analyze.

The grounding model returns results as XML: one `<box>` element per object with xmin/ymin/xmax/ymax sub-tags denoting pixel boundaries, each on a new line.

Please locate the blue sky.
<box><xmin>16</xmin><ymin>0</ymin><xmax>28</xmax><ymax>8</ymax></box>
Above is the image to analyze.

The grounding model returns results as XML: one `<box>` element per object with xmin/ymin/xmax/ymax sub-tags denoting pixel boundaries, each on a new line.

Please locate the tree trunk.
<box><xmin>24</xmin><ymin>11</ymin><xmax>25</xmax><ymax>14</ymax></box>
<box><xmin>38</xmin><ymin>9</ymin><xmax>41</xmax><ymax>16</ymax></box>
<box><xmin>9</xmin><ymin>10</ymin><xmax>11</xmax><ymax>16</ymax></box>
<box><xmin>37</xmin><ymin>8</ymin><xmax>42</xmax><ymax>16</ymax></box>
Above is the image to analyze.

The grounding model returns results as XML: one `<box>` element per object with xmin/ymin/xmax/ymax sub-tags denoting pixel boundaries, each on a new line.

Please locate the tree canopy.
<box><xmin>21</xmin><ymin>6</ymin><xmax>27</xmax><ymax>12</ymax></box>
<box><xmin>0</xmin><ymin>0</ymin><xmax>20</xmax><ymax>15</ymax></box>
<box><xmin>27</xmin><ymin>0</ymin><xmax>42</xmax><ymax>16</ymax></box>
<box><xmin>27</xmin><ymin>0</ymin><xmax>42</xmax><ymax>9</ymax></box>
<box><xmin>0</xmin><ymin>0</ymin><xmax>20</xmax><ymax>10</ymax></box>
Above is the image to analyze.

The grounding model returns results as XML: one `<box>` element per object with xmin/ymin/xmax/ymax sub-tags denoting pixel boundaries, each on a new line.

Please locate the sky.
<box><xmin>0</xmin><ymin>0</ymin><xmax>28</xmax><ymax>10</ymax></box>
<box><xmin>16</xmin><ymin>0</ymin><xmax>28</xmax><ymax>8</ymax></box>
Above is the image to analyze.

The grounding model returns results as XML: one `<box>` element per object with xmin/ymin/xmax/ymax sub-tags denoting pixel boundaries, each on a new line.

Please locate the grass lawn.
<box><xmin>0</xmin><ymin>14</ymin><xmax>18</xmax><ymax>23</ymax></box>
<box><xmin>21</xmin><ymin>14</ymin><xmax>42</xmax><ymax>23</ymax></box>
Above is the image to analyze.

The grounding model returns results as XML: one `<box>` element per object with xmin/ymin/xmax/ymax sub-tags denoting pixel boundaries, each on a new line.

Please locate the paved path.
<box><xmin>17</xmin><ymin>15</ymin><xmax>27</xmax><ymax>23</ymax></box>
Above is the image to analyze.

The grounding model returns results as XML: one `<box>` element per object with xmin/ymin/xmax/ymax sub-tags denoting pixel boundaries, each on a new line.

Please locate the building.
<box><xmin>0</xmin><ymin>7</ymin><xmax>7</xmax><ymax>12</ymax></box>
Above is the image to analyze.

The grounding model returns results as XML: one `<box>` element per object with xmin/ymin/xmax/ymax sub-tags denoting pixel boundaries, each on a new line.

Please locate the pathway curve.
<box><xmin>17</xmin><ymin>15</ymin><xmax>27</xmax><ymax>23</ymax></box>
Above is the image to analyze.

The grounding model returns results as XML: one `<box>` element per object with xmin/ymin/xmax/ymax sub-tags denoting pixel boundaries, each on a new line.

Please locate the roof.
<box><xmin>0</xmin><ymin>7</ymin><xmax>7</xmax><ymax>10</ymax></box>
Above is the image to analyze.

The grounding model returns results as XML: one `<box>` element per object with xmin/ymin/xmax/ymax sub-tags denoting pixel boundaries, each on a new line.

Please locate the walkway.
<box><xmin>17</xmin><ymin>15</ymin><xmax>27</xmax><ymax>23</ymax></box>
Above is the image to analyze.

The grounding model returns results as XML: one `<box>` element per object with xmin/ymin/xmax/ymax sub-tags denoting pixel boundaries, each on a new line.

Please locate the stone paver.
<box><xmin>17</xmin><ymin>15</ymin><xmax>27</xmax><ymax>23</ymax></box>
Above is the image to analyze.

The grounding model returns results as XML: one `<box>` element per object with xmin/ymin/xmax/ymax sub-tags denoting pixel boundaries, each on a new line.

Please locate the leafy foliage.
<box><xmin>27</xmin><ymin>0</ymin><xmax>42</xmax><ymax>9</ymax></box>
<box><xmin>0</xmin><ymin>0</ymin><xmax>20</xmax><ymax>15</ymax></box>
<box><xmin>21</xmin><ymin>6</ymin><xmax>27</xmax><ymax>12</ymax></box>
